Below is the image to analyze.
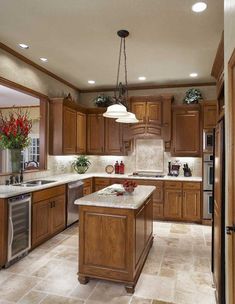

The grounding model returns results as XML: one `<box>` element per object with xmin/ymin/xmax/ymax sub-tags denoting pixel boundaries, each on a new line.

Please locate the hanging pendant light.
<box><xmin>116</xmin><ymin>112</ymin><xmax>139</xmax><ymax>123</ymax></box>
<box><xmin>103</xmin><ymin>30</ymin><xmax>138</xmax><ymax>123</ymax></box>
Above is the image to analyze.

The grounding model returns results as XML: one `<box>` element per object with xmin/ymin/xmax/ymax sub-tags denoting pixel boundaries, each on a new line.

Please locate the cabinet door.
<box><xmin>145</xmin><ymin>198</ymin><xmax>153</xmax><ymax>244</ymax></box>
<box><xmin>77</xmin><ymin>112</ymin><xmax>87</xmax><ymax>154</ymax></box>
<box><xmin>63</xmin><ymin>106</ymin><xmax>77</xmax><ymax>154</ymax></box>
<box><xmin>135</xmin><ymin>205</ymin><xmax>145</xmax><ymax>265</ymax></box>
<box><xmin>164</xmin><ymin>189</ymin><xmax>182</xmax><ymax>219</ymax></box>
<box><xmin>146</xmin><ymin>101</ymin><xmax>162</xmax><ymax>125</ymax></box>
<box><xmin>87</xmin><ymin>114</ymin><xmax>105</xmax><ymax>154</ymax></box>
<box><xmin>83</xmin><ymin>178</ymin><xmax>93</xmax><ymax>195</ymax></box>
<box><xmin>51</xmin><ymin>195</ymin><xmax>66</xmax><ymax>234</ymax></box>
<box><xmin>94</xmin><ymin>178</ymin><xmax>110</xmax><ymax>192</ymax></box>
<box><xmin>172</xmin><ymin>107</ymin><xmax>200</xmax><ymax>156</ymax></box>
<box><xmin>131</xmin><ymin>101</ymin><xmax>146</xmax><ymax>124</ymax></box>
<box><xmin>203</xmin><ymin>104</ymin><xmax>217</xmax><ymax>129</ymax></box>
<box><xmin>105</xmin><ymin>118</ymin><xmax>123</xmax><ymax>155</ymax></box>
<box><xmin>182</xmin><ymin>190</ymin><xmax>201</xmax><ymax>221</ymax></box>
<box><xmin>32</xmin><ymin>200</ymin><xmax>51</xmax><ymax>247</ymax></box>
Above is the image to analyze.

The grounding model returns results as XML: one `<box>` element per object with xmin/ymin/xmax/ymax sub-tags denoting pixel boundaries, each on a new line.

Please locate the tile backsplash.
<box><xmin>0</xmin><ymin>140</ymin><xmax>202</xmax><ymax>184</ymax></box>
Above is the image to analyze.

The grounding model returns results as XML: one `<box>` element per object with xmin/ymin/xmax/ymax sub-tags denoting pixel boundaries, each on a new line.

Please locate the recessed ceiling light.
<box><xmin>18</xmin><ymin>43</ymin><xmax>29</xmax><ymax>49</ymax></box>
<box><xmin>88</xmin><ymin>80</ymin><xmax>95</xmax><ymax>84</ymax></box>
<box><xmin>192</xmin><ymin>2</ymin><xmax>207</xmax><ymax>12</ymax></box>
<box><xmin>138</xmin><ymin>76</ymin><xmax>146</xmax><ymax>81</ymax></box>
<box><xmin>190</xmin><ymin>73</ymin><xmax>198</xmax><ymax>78</ymax></box>
<box><xmin>40</xmin><ymin>57</ymin><xmax>48</xmax><ymax>62</ymax></box>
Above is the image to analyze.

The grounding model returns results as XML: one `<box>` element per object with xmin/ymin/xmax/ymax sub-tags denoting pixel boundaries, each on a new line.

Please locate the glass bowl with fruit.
<box><xmin>123</xmin><ymin>180</ymin><xmax>137</xmax><ymax>193</ymax></box>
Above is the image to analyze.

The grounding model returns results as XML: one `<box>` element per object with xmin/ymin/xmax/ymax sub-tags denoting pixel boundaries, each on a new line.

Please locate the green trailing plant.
<box><xmin>183</xmin><ymin>88</ymin><xmax>203</xmax><ymax>104</ymax></box>
<box><xmin>72</xmin><ymin>155</ymin><xmax>91</xmax><ymax>174</ymax></box>
<box><xmin>93</xmin><ymin>94</ymin><xmax>113</xmax><ymax>107</ymax></box>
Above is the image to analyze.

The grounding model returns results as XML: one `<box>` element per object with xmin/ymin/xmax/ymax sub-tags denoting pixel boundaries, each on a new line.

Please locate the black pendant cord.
<box><xmin>123</xmin><ymin>37</ymin><xmax>128</xmax><ymax>102</ymax></box>
<box><xmin>115</xmin><ymin>38</ymin><xmax>123</xmax><ymax>101</ymax></box>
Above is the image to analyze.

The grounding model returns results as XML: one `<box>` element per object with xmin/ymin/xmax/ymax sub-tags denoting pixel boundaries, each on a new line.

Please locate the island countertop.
<box><xmin>74</xmin><ymin>184</ymin><xmax>156</xmax><ymax>209</ymax></box>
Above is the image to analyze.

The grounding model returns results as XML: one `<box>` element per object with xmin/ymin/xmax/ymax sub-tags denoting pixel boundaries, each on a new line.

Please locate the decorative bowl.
<box><xmin>123</xmin><ymin>186</ymin><xmax>135</xmax><ymax>193</ymax></box>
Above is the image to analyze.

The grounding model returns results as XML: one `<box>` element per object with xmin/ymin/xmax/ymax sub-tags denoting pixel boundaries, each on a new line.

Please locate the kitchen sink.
<box><xmin>26</xmin><ymin>180</ymin><xmax>56</xmax><ymax>185</ymax></box>
<box><xmin>13</xmin><ymin>180</ymin><xmax>56</xmax><ymax>187</ymax></box>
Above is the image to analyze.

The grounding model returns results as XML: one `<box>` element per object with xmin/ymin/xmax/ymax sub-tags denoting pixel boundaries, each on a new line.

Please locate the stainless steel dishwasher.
<box><xmin>67</xmin><ymin>180</ymin><xmax>84</xmax><ymax>227</ymax></box>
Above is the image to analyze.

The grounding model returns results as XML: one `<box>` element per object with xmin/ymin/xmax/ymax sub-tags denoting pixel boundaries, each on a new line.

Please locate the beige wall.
<box><xmin>80</xmin><ymin>85</ymin><xmax>217</xmax><ymax>107</ymax></box>
<box><xmin>0</xmin><ymin>48</ymin><xmax>79</xmax><ymax>100</ymax></box>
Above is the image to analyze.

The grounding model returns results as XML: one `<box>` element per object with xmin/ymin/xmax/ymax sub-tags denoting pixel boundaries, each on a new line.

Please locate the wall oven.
<box><xmin>203</xmin><ymin>154</ymin><xmax>214</xmax><ymax>191</ymax></box>
<box><xmin>7</xmin><ymin>194</ymin><xmax>31</xmax><ymax>267</ymax></box>
<box><xmin>203</xmin><ymin>191</ymin><xmax>213</xmax><ymax>219</ymax></box>
<box><xmin>203</xmin><ymin>130</ymin><xmax>214</xmax><ymax>152</ymax></box>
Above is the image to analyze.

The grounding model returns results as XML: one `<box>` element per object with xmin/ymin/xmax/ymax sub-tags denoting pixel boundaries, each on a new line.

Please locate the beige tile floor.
<box><xmin>0</xmin><ymin>222</ymin><xmax>215</xmax><ymax>304</ymax></box>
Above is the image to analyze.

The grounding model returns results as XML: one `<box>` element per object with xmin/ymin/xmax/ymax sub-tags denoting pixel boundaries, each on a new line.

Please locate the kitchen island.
<box><xmin>75</xmin><ymin>184</ymin><xmax>155</xmax><ymax>293</ymax></box>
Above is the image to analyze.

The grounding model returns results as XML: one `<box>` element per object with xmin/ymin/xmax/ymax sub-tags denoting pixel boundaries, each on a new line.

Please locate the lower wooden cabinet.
<box><xmin>182</xmin><ymin>189</ymin><xmax>201</xmax><ymax>221</ymax></box>
<box><xmin>32</xmin><ymin>186</ymin><xmax>66</xmax><ymax>247</ymax></box>
<box><xmin>94</xmin><ymin>177</ymin><xmax>110</xmax><ymax>192</ymax></box>
<box><xmin>164</xmin><ymin>189</ymin><xmax>182</xmax><ymax>219</ymax></box>
<box><xmin>164</xmin><ymin>181</ymin><xmax>201</xmax><ymax>222</ymax></box>
<box><xmin>83</xmin><ymin>178</ymin><xmax>93</xmax><ymax>196</ymax></box>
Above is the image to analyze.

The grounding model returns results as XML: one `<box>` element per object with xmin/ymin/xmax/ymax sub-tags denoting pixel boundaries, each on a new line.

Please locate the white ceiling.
<box><xmin>0</xmin><ymin>85</ymin><xmax>39</xmax><ymax>107</ymax></box>
<box><xmin>0</xmin><ymin>0</ymin><xmax>223</xmax><ymax>90</ymax></box>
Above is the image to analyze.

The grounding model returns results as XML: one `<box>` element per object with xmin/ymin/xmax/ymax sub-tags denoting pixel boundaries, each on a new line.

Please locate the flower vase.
<box><xmin>10</xmin><ymin>149</ymin><xmax>22</xmax><ymax>173</ymax></box>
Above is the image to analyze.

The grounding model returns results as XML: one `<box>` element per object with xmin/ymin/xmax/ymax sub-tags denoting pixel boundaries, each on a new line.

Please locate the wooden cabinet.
<box><xmin>49</xmin><ymin>98</ymin><xmax>87</xmax><ymax>155</ymax></box>
<box><xmin>78</xmin><ymin>194</ymin><xmax>153</xmax><ymax>293</ymax></box>
<box><xmin>94</xmin><ymin>177</ymin><xmax>110</xmax><ymax>192</ymax></box>
<box><xmin>63</xmin><ymin>106</ymin><xmax>77</xmax><ymax>154</ymax></box>
<box><xmin>77</xmin><ymin>112</ymin><xmax>87</xmax><ymax>154</ymax></box>
<box><xmin>135</xmin><ymin>179</ymin><xmax>163</xmax><ymax>219</ymax></box>
<box><xmin>0</xmin><ymin>199</ymin><xmax>7</xmax><ymax>268</ymax></box>
<box><xmin>129</xmin><ymin>96</ymin><xmax>173</xmax><ymax>150</ymax></box>
<box><xmin>172</xmin><ymin>105</ymin><xmax>201</xmax><ymax>156</ymax></box>
<box><xmin>87</xmin><ymin>114</ymin><xmax>105</xmax><ymax>154</ymax></box>
<box><xmin>83</xmin><ymin>178</ymin><xmax>93</xmax><ymax>196</ymax></box>
<box><xmin>87</xmin><ymin>113</ymin><xmax>124</xmax><ymax>155</ymax></box>
<box><xmin>135</xmin><ymin>204</ymin><xmax>146</xmax><ymax>264</ymax></box>
<box><xmin>164</xmin><ymin>189</ymin><xmax>182</xmax><ymax>219</ymax></box>
<box><xmin>203</xmin><ymin>101</ymin><xmax>217</xmax><ymax>129</ymax></box>
<box><xmin>32</xmin><ymin>185</ymin><xmax>66</xmax><ymax>247</ymax></box>
<box><xmin>105</xmin><ymin>119</ymin><xmax>123</xmax><ymax>155</ymax></box>
<box><xmin>164</xmin><ymin>181</ymin><xmax>201</xmax><ymax>222</ymax></box>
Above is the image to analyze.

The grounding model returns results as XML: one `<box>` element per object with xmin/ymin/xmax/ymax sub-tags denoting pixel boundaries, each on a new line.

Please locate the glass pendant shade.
<box><xmin>103</xmin><ymin>104</ymin><xmax>128</xmax><ymax>118</ymax></box>
<box><xmin>116</xmin><ymin>112</ymin><xmax>139</xmax><ymax>123</ymax></box>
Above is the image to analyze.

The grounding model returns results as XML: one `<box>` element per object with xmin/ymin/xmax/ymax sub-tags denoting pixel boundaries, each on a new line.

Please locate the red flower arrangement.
<box><xmin>0</xmin><ymin>108</ymin><xmax>32</xmax><ymax>150</ymax></box>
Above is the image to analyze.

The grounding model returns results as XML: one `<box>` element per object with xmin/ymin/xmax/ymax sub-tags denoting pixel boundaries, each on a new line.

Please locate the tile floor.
<box><xmin>0</xmin><ymin>222</ymin><xmax>215</xmax><ymax>304</ymax></box>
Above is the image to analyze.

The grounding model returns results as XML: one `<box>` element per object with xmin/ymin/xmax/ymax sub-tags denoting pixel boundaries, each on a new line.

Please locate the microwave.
<box><xmin>203</xmin><ymin>130</ymin><xmax>214</xmax><ymax>152</ymax></box>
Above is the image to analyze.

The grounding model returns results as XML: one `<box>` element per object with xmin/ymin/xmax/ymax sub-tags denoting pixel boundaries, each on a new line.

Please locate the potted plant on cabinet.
<box><xmin>0</xmin><ymin>108</ymin><xmax>32</xmax><ymax>173</ymax></box>
<box><xmin>72</xmin><ymin>155</ymin><xmax>91</xmax><ymax>174</ymax></box>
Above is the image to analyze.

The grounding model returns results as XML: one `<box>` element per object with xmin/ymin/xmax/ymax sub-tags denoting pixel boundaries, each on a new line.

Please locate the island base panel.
<box><xmin>78</xmin><ymin>195</ymin><xmax>154</xmax><ymax>293</ymax></box>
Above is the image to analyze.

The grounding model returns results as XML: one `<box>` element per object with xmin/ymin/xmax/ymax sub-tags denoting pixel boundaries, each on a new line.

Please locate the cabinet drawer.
<box><xmin>33</xmin><ymin>185</ymin><xmax>66</xmax><ymax>203</ymax></box>
<box><xmin>165</xmin><ymin>181</ymin><xmax>182</xmax><ymax>189</ymax></box>
<box><xmin>183</xmin><ymin>182</ymin><xmax>201</xmax><ymax>190</ymax></box>
<box><xmin>95</xmin><ymin>178</ymin><xmax>110</xmax><ymax>185</ymax></box>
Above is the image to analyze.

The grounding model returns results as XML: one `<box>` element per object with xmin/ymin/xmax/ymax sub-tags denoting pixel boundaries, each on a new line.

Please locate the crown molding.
<box><xmin>80</xmin><ymin>81</ymin><xmax>216</xmax><ymax>93</ymax></box>
<box><xmin>0</xmin><ymin>42</ymin><xmax>80</xmax><ymax>92</ymax></box>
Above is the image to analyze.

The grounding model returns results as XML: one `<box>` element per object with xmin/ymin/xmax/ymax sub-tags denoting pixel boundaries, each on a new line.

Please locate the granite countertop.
<box><xmin>0</xmin><ymin>172</ymin><xmax>202</xmax><ymax>199</ymax></box>
<box><xmin>74</xmin><ymin>184</ymin><xmax>156</xmax><ymax>209</ymax></box>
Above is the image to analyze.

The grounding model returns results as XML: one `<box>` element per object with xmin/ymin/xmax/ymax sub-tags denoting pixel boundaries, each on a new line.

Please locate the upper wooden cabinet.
<box><xmin>87</xmin><ymin>113</ymin><xmax>105</xmax><ymax>154</ymax></box>
<box><xmin>63</xmin><ymin>106</ymin><xmax>77</xmax><ymax>154</ymax></box>
<box><xmin>87</xmin><ymin>112</ymin><xmax>125</xmax><ymax>155</ymax></box>
<box><xmin>171</xmin><ymin>105</ymin><xmax>201</xmax><ymax>157</ymax></box>
<box><xmin>129</xmin><ymin>95</ymin><xmax>173</xmax><ymax>150</ymax></box>
<box><xmin>105</xmin><ymin>119</ymin><xmax>123</xmax><ymax>155</ymax></box>
<box><xmin>77</xmin><ymin>112</ymin><xmax>87</xmax><ymax>154</ymax></box>
<box><xmin>49</xmin><ymin>98</ymin><xmax>87</xmax><ymax>155</ymax></box>
<box><xmin>202</xmin><ymin>100</ymin><xmax>217</xmax><ymax>129</ymax></box>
